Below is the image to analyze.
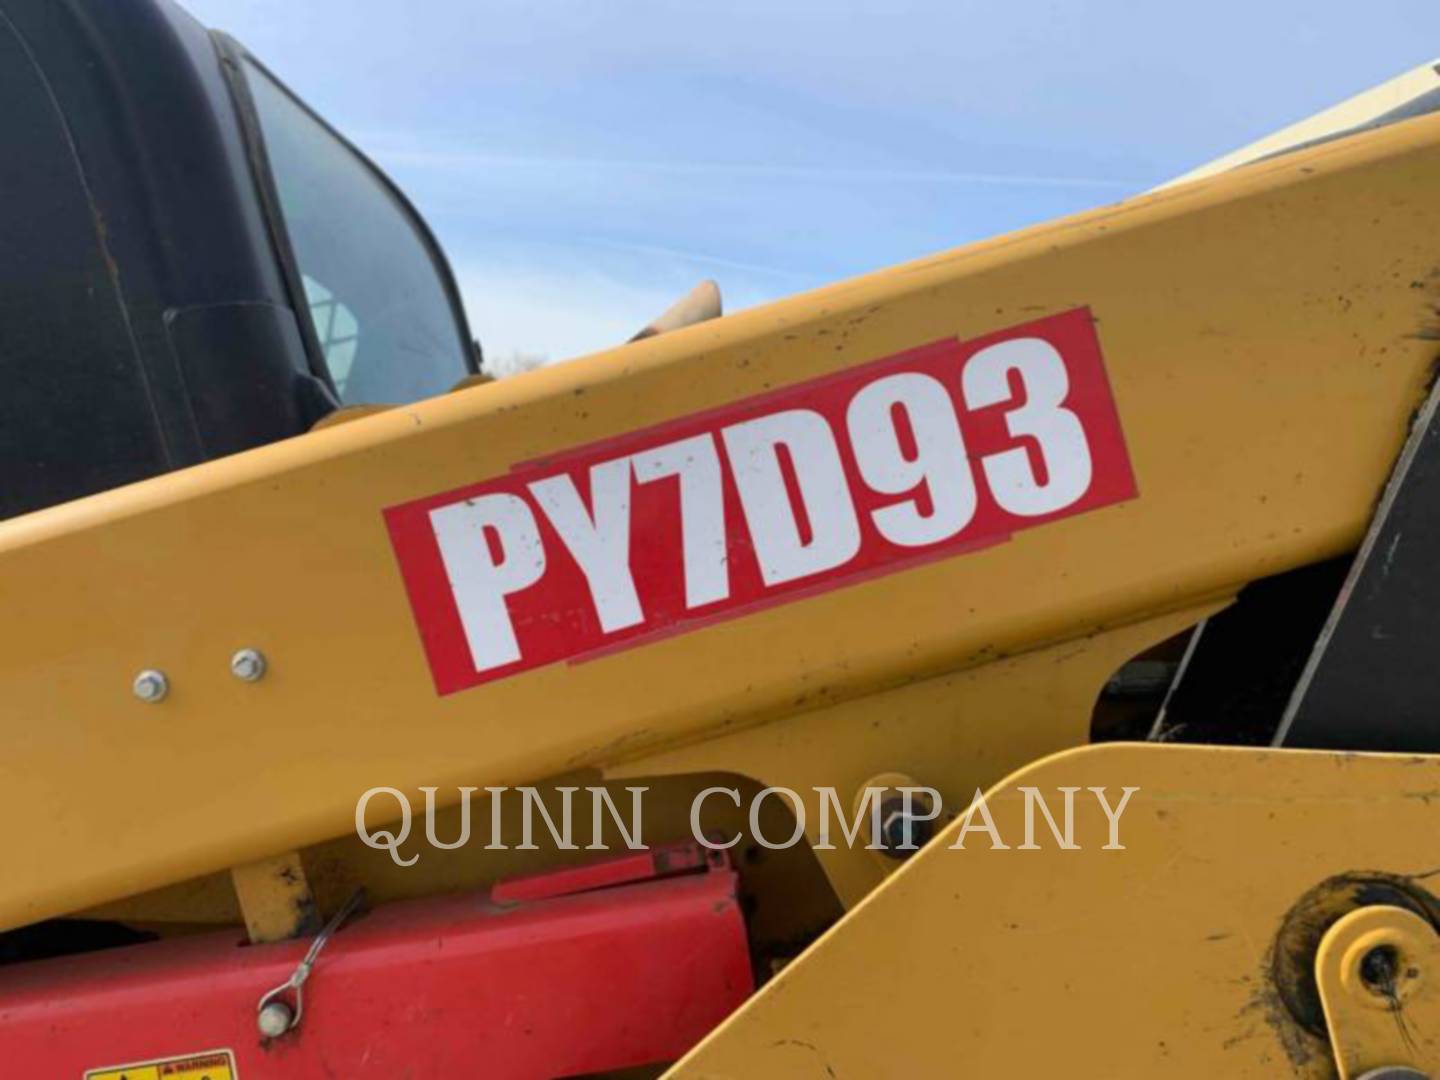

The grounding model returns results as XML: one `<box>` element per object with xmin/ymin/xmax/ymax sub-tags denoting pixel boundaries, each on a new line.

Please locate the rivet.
<box><xmin>132</xmin><ymin>670</ymin><xmax>169</xmax><ymax>703</ymax></box>
<box><xmin>230</xmin><ymin>648</ymin><xmax>267</xmax><ymax>683</ymax></box>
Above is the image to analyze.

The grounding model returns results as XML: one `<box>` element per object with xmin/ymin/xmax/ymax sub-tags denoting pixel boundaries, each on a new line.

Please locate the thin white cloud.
<box><xmin>362</xmin><ymin>142</ymin><xmax>1142</xmax><ymax>191</ymax></box>
<box><xmin>573</xmin><ymin>237</ymin><xmax>810</xmax><ymax>282</ymax></box>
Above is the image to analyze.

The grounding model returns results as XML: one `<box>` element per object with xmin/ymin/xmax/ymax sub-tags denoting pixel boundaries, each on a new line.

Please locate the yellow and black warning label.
<box><xmin>85</xmin><ymin>1048</ymin><xmax>237</xmax><ymax>1080</ymax></box>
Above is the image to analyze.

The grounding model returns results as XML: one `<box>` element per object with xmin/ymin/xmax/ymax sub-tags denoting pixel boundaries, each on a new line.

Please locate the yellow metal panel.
<box><xmin>610</xmin><ymin>601</ymin><xmax>1221</xmax><ymax>904</ymax></box>
<box><xmin>0</xmin><ymin>113</ymin><xmax>1438</xmax><ymax>929</ymax></box>
<box><xmin>1316</xmin><ymin>905</ymin><xmax>1440</xmax><ymax>1079</ymax></box>
<box><xmin>668</xmin><ymin>744</ymin><xmax>1440</xmax><ymax>1078</ymax></box>
<box><xmin>87</xmin><ymin>601</ymin><xmax>1213</xmax><ymax>930</ymax></box>
<box><xmin>229</xmin><ymin>851</ymin><xmax>318</xmax><ymax>943</ymax></box>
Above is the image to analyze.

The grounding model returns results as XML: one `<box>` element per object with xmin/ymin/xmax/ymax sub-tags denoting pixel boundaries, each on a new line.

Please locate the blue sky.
<box><xmin>186</xmin><ymin>0</ymin><xmax>1439</xmax><ymax>371</ymax></box>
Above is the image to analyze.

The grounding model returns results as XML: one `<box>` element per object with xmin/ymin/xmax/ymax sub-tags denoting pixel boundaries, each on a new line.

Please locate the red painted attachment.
<box><xmin>0</xmin><ymin>843</ymin><xmax>752</xmax><ymax>1078</ymax></box>
<box><xmin>492</xmin><ymin>839</ymin><xmax>716</xmax><ymax>903</ymax></box>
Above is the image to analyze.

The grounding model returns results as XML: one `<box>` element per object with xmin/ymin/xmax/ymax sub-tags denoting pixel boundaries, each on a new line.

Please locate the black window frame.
<box><xmin>209</xmin><ymin>31</ymin><xmax>480</xmax><ymax>401</ymax></box>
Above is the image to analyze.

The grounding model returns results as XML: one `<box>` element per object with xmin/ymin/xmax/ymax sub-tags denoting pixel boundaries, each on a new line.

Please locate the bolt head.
<box><xmin>878</xmin><ymin>805</ymin><xmax>935</xmax><ymax>858</ymax></box>
<box><xmin>257</xmin><ymin>1000</ymin><xmax>294</xmax><ymax>1038</ymax></box>
<box><xmin>880</xmin><ymin>809</ymin><xmax>911</xmax><ymax>849</ymax></box>
<box><xmin>132</xmin><ymin>670</ymin><xmax>169</xmax><ymax>703</ymax></box>
<box><xmin>230</xmin><ymin>648</ymin><xmax>267</xmax><ymax>682</ymax></box>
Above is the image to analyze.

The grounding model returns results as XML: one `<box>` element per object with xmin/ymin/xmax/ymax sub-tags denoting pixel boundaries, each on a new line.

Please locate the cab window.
<box><xmin>242</xmin><ymin>60</ymin><xmax>470</xmax><ymax>404</ymax></box>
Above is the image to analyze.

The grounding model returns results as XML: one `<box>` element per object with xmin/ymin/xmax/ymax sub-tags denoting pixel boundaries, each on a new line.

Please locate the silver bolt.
<box><xmin>230</xmin><ymin>648</ymin><xmax>267</xmax><ymax>682</ymax></box>
<box><xmin>257</xmin><ymin>999</ymin><xmax>294</xmax><ymax>1038</ymax></box>
<box><xmin>132</xmin><ymin>670</ymin><xmax>169</xmax><ymax>703</ymax></box>
<box><xmin>876</xmin><ymin>795</ymin><xmax>938</xmax><ymax>858</ymax></box>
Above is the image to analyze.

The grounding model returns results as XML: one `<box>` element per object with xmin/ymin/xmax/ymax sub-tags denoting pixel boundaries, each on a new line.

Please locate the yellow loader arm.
<box><xmin>671</xmin><ymin>743</ymin><xmax>1440</xmax><ymax>1079</ymax></box>
<box><xmin>6</xmin><ymin>105</ymin><xmax>1437</xmax><ymax>928</ymax></box>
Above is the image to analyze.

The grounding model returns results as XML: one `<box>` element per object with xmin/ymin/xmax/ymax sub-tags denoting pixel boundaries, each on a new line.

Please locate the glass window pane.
<box><xmin>244</xmin><ymin>61</ymin><xmax>467</xmax><ymax>404</ymax></box>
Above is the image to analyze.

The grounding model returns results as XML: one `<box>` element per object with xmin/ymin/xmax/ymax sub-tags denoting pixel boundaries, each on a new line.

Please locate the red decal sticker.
<box><xmin>385</xmin><ymin>308</ymin><xmax>1135</xmax><ymax>694</ymax></box>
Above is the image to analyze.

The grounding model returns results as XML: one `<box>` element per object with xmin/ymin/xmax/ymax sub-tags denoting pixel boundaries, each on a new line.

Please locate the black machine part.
<box><xmin>1276</xmin><ymin>365</ymin><xmax>1440</xmax><ymax>751</ymax></box>
<box><xmin>0</xmin><ymin>0</ymin><xmax>476</xmax><ymax>523</ymax></box>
